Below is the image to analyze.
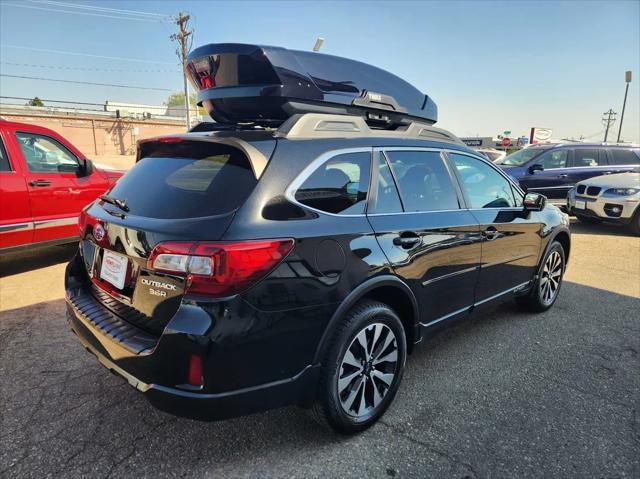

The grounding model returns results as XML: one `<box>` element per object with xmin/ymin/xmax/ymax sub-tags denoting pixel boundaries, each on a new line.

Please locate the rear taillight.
<box><xmin>147</xmin><ymin>239</ymin><xmax>294</xmax><ymax>297</ymax></box>
<box><xmin>187</xmin><ymin>354</ymin><xmax>203</xmax><ymax>387</ymax></box>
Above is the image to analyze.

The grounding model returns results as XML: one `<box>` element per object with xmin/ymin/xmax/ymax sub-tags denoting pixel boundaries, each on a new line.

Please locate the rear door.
<box><xmin>12</xmin><ymin>130</ymin><xmax>108</xmax><ymax>242</ymax></box>
<box><xmin>446</xmin><ymin>151</ymin><xmax>543</xmax><ymax>302</ymax></box>
<box><xmin>366</xmin><ymin>148</ymin><xmax>482</xmax><ymax>326</ymax></box>
<box><xmin>519</xmin><ymin>148</ymin><xmax>573</xmax><ymax>199</ymax></box>
<box><xmin>0</xmin><ymin>129</ymin><xmax>33</xmax><ymax>248</ymax></box>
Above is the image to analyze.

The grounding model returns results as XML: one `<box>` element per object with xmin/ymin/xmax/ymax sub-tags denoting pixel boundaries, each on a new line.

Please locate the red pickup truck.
<box><xmin>0</xmin><ymin>120</ymin><xmax>123</xmax><ymax>252</ymax></box>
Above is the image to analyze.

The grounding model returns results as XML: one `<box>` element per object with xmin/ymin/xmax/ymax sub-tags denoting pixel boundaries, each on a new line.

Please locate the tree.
<box><xmin>164</xmin><ymin>92</ymin><xmax>205</xmax><ymax>115</ymax></box>
<box><xmin>27</xmin><ymin>97</ymin><xmax>44</xmax><ymax>107</ymax></box>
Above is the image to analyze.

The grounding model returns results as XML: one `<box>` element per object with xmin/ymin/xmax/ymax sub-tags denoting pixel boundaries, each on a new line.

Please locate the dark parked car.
<box><xmin>65</xmin><ymin>43</ymin><xmax>571</xmax><ymax>434</ymax></box>
<box><xmin>496</xmin><ymin>143</ymin><xmax>640</xmax><ymax>204</ymax></box>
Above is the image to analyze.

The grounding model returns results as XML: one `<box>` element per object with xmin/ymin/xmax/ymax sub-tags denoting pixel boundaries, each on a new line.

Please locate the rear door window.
<box><xmin>385</xmin><ymin>150</ymin><xmax>460</xmax><ymax>212</ymax></box>
<box><xmin>294</xmin><ymin>151</ymin><xmax>371</xmax><ymax>215</ymax></box>
<box><xmin>107</xmin><ymin>143</ymin><xmax>256</xmax><ymax>219</ymax></box>
<box><xmin>572</xmin><ymin>149</ymin><xmax>600</xmax><ymax>167</ymax></box>
<box><xmin>608</xmin><ymin>149</ymin><xmax>640</xmax><ymax>165</ymax></box>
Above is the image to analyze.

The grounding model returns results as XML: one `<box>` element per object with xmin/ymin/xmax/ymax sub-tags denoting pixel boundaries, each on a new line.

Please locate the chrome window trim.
<box><xmin>284</xmin><ymin>147</ymin><xmax>374</xmax><ymax>218</ymax></box>
<box><xmin>285</xmin><ymin>146</ymin><xmax>534</xmax><ymax>218</ymax></box>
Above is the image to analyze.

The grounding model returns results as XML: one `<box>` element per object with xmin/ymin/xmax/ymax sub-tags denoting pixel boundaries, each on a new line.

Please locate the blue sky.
<box><xmin>1</xmin><ymin>0</ymin><xmax>638</xmax><ymax>142</ymax></box>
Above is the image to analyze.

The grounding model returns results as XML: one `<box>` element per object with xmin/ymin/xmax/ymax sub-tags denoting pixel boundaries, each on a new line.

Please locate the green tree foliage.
<box><xmin>27</xmin><ymin>97</ymin><xmax>44</xmax><ymax>107</ymax></box>
<box><xmin>165</xmin><ymin>92</ymin><xmax>205</xmax><ymax>115</ymax></box>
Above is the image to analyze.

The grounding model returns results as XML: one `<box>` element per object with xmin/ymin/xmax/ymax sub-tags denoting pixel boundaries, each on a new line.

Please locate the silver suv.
<box><xmin>567</xmin><ymin>172</ymin><xmax>640</xmax><ymax>235</ymax></box>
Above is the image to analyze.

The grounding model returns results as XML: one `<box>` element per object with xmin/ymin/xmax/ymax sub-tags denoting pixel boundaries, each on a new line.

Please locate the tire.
<box><xmin>575</xmin><ymin>214</ymin><xmax>602</xmax><ymax>224</ymax></box>
<box><xmin>628</xmin><ymin>207</ymin><xmax>640</xmax><ymax>236</ymax></box>
<box><xmin>312</xmin><ymin>300</ymin><xmax>407</xmax><ymax>434</ymax></box>
<box><xmin>516</xmin><ymin>241</ymin><xmax>566</xmax><ymax>312</ymax></box>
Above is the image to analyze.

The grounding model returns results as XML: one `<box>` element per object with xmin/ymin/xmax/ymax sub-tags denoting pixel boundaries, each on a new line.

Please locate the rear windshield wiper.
<box><xmin>99</xmin><ymin>194</ymin><xmax>129</xmax><ymax>212</ymax></box>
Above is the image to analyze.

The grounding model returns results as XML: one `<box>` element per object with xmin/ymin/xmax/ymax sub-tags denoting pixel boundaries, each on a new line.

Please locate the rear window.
<box><xmin>107</xmin><ymin>143</ymin><xmax>256</xmax><ymax>219</ymax></box>
<box><xmin>608</xmin><ymin>149</ymin><xmax>640</xmax><ymax>165</ymax></box>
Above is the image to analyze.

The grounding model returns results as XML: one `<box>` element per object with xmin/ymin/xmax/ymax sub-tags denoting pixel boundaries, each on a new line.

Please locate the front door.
<box><xmin>13</xmin><ymin>131</ymin><xmax>108</xmax><ymax>243</ymax></box>
<box><xmin>519</xmin><ymin>148</ymin><xmax>573</xmax><ymax>200</ymax></box>
<box><xmin>366</xmin><ymin>149</ymin><xmax>482</xmax><ymax>326</ymax></box>
<box><xmin>446</xmin><ymin>152</ymin><xmax>543</xmax><ymax>302</ymax></box>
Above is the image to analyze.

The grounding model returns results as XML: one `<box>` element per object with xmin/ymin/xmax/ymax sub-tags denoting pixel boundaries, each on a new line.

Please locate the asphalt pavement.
<box><xmin>1</xmin><ymin>220</ymin><xmax>639</xmax><ymax>478</ymax></box>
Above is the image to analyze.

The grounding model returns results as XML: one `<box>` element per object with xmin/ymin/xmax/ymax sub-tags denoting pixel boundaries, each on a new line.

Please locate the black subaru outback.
<box><xmin>65</xmin><ymin>43</ymin><xmax>571</xmax><ymax>434</ymax></box>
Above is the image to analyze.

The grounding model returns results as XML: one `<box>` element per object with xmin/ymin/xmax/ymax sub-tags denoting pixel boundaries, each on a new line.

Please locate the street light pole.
<box><xmin>616</xmin><ymin>71</ymin><xmax>632</xmax><ymax>143</ymax></box>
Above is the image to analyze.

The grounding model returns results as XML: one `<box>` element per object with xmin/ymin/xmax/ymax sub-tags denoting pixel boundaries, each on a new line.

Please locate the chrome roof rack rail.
<box><xmin>275</xmin><ymin>113</ymin><xmax>465</xmax><ymax>145</ymax></box>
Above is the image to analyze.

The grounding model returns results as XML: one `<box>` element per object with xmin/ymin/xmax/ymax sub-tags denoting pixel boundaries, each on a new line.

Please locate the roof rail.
<box><xmin>275</xmin><ymin>113</ymin><xmax>464</xmax><ymax>145</ymax></box>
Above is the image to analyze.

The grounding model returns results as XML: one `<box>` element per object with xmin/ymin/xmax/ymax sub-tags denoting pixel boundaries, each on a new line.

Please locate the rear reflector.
<box><xmin>148</xmin><ymin>239</ymin><xmax>294</xmax><ymax>297</ymax></box>
<box><xmin>187</xmin><ymin>354</ymin><xmax>203</xmax><ymax>387</ymax></box>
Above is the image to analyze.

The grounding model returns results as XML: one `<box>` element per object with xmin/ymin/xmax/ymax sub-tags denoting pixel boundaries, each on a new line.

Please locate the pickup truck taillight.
<box><xmin>147</xmin><ymin>239</ymin><xmax>295</xmax><ymax>297</ymax></box>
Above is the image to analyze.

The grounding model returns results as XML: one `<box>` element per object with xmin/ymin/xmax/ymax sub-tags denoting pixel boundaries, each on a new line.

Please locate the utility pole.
<box><xmin>617</xmin><ymin>71</ymin><xmax>632</xmax><ymax>143</ymax></box>
<box><xmin>602</xmin><ymin>109</ymin><xmax>617</xmax><ymax>142</ymax></box>
<box><xmin>171</xmin><ymin>12</ymin><xmax>193</xmax><ymax>129</ymax></box>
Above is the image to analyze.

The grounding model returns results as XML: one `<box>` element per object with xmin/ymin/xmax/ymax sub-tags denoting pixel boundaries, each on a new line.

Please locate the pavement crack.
<box><xmin>378</xmin><ymin>420</ymin><xmax>482</xmax><ymax>479</ymax></box>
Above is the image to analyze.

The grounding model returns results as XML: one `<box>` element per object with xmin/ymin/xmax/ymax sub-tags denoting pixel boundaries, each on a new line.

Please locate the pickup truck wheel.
<box><xmin>516</xmin><ymin>241</ymin><xmax>565</xmax><ymax>312</ymax></box>
<box><xmin>312</xmin><ymin>300</ymin><xmax>406</xmax><ymax>434</ymax></box>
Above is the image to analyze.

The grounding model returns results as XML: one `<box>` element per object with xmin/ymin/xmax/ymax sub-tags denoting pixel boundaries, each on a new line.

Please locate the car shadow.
<box><xmin>569</xmin><ymin>218</ymin><xmax>635</xmax><ymax>237</ymax></box>
<box><xmin>1</xmin><ymin>281</ymin><xmax>638</xmax><ymax>477</ymax></box>
<box><xmin>0</xmin><ymin>243</ymin><xmax>77</xmax><ymax>277</ymax></box>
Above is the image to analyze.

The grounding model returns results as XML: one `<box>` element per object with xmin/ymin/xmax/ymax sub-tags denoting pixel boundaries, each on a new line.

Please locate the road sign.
<box><xmin>502</xmin><ymin>137</ymin><xmax>511</xmax><ymax>148</ymax></box>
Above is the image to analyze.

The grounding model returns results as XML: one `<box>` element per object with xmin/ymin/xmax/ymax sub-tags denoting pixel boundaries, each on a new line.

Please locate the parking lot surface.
<box><xmin>1</xmin><ymin>220</ymin><xmax>639</xmax><ymax>478</ymax></box>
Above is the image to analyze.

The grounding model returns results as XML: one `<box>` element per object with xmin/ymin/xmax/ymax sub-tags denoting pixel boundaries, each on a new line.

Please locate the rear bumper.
<box><xmin>65</xmin><ymin>256</ymin><xmax>321</xmax><ymax>421</ymax></box>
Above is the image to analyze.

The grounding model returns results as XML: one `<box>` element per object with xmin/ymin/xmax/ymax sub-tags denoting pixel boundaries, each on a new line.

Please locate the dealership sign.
<box><xmin>530</xmin><ymin>127</ymin><xmax>553</xmax><ymax>144</ymax></box>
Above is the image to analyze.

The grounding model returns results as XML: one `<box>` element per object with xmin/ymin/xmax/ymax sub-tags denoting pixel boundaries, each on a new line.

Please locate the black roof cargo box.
<box><xmin>186</xmin><ymin>43</ymin><xmax>437</xmax><ymax>127</ymax></box>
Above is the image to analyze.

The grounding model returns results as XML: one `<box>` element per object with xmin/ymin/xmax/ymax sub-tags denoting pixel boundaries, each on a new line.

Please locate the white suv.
<box><xmin>567</xmin><ymin>172</ymin><xmax>640</xmax><ymax>235</ymax></box>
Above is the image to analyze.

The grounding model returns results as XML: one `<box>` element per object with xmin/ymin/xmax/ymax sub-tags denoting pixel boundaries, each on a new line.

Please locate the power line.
<box><xmin>0</xmin><ymin>96</ymin><xmax>201</xmax><ymax>112</ymax></box>
<box><xmin>1</xmin><ymin>45</ymin><xmax>176</xmax><ymax>65</ymax></box>
<box><xmin>30</xmin><ymin>0</ymin><xmax>170</xmax><ymax>19</ymax></box>
<box><xmin>0</xmin><ymin>74</ymin><xmax>174</xmax><ymax>92</ymax></box>
<box><xmin>1</xmin><ymin>61</ymin><xmax>179</xmax><ymax>74</ymax></box>
<box><xmin>2</xmin><ymin>2</ymin><xmax>170</xmax><ymax>22</ymax></box>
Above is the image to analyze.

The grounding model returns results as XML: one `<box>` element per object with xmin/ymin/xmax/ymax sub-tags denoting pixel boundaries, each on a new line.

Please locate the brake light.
<box><xmin>187</xmin><ymin>354</ymin><xmax>203</xmax><ymax>387</ymax></box>
<box><xmin>147</xmin><ymin>239</ymin><xmax>294</xmax><ymax>297</ymax></box>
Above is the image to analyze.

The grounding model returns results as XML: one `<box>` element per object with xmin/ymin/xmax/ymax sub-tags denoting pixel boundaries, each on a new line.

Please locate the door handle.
<box><xmin>557</xmin><ymin>174</ymin><xmax>568</xmax><ymax>179</ymax></box>
<box><xmin>68</xmin><ymin>188</ymin><xmax>81</xmax><ymax>195</ymax></box>
<box><xmin>603</xmin><ymin>171</ymin><xmax>613</xmax><ymax>175</ymax></box>
<box><xmin>29</xmin><ymin>180</ymin><xmax>51</xmax><ymax>187</ymax></box>
<box><xmin>483</xmin><ymin>226</ymin><xmax>499</xmax><ymax>241</ymax></box>
<box><xmin>393</xmin><ymin>233</ymin><xmax>420</xmax><ymax>249</ymax></box>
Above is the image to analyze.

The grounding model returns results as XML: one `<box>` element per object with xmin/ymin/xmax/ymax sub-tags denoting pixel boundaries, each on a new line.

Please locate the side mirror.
<box><xmin>528</xmin><ymin>163</ymin><xmax>544</xmax><ymax>174</ymax></box>
<box><xmin>79</xmin><ymin>158</ymin><xmax>93</xmax><ymax>177</ymax></box>
<box><xmin>523</xmin><ymin>192</ymin><xmax>546</xmax><ymax>211</ymax></box>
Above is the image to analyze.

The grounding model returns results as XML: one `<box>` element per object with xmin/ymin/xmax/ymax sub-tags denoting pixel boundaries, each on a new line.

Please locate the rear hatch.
<box><xmin>79</xmin><ymin>138</ymin><xmax>272</xmax><ymax>335</ymax></box>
